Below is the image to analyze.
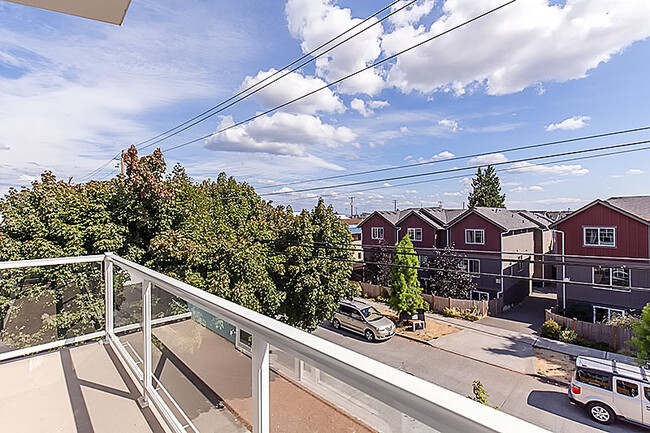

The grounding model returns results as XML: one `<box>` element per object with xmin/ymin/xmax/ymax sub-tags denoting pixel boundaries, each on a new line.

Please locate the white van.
<box><xmin>569</xmin><ymin>356</ymin><xmax>650</xmax><ymax>426</ymax></box>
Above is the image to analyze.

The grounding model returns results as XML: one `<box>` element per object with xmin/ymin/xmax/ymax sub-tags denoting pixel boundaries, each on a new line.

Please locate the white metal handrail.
<box><xmin>0</xmin><ymin>254</ymin><xmax>550</xmax><ymax>433</ymax></box>
<box><xmin>104</xmin><ymin>253</ymin><xmax>549</xmax><ymax>433</ymax></box>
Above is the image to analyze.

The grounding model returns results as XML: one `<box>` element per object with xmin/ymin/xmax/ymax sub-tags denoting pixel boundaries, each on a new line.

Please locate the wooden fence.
<box><xmin>545</xmin><ymin>309</ymin><xmax>633</xmax><ymax>351</ymax></box>
<box><xmin>356</xmin><ymin>282</ymin><xmax>503</xmax><ymax>317</ymax></box>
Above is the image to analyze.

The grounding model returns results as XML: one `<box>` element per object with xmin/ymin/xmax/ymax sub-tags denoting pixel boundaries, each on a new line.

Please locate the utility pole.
<box><xmin>393</xmin><ymin>200</ymin><xmax>397</xmax><ymax>211</ymax></box>
<box><xmin>120</xmin><ymin>150</ymin><xmax>125</xmax><ymax>176</ymax></box>
<box><xmin>349</xmin><ymin>197</ymin><xmax>355</xmax><ymax>218</ymax></box>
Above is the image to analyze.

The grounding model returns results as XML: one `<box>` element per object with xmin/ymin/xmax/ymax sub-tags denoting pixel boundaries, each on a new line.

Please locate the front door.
<box><xmin>613</xmin><ymin>376</ymin><xmax>643</xmax><ymax>424</ymax></box>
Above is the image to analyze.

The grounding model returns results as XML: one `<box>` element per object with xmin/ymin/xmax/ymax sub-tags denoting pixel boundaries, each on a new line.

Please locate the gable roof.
<box><xmin>607</xmin><ymin>196</ymin><xmax>650</xmax><ymax>221</ymax></box>
<box><xmin>396</xmin><ymin>209</ymin><xmax>444</xmax><ymax>230</ymax></box>
<box><xmin>552</xmin><ymin>196</ymin><xmax>650</xmax><ymax>227</ymax></box>
<box><xmin>448</xmin><ymin>207</ymin><xmax>539</xmax><ymax>232</ymax></box>
<box><xmin>358</xmin><ymin>209</ymin><xmax>408</xmax><ymax>228</ymax></box>
<box><xmin>419</xmin><ymin>208</ymin><xmax>466</xmax><ymax>226</ymax></box>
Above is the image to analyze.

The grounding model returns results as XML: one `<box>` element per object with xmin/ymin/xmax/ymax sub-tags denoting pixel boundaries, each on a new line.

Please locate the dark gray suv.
<box><xmin>331</xmin><ymin>300</ymin><xmax>395</xmax><ymax>341</ymax></box>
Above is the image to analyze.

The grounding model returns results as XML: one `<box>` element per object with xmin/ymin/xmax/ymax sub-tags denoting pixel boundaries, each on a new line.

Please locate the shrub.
<box><xmin>443</xmin><ymin>307</ymin><xmax>461</xmax><ymax>318</ymax></box>
<box><xmin>604</xmin><ymin>314</ymin><xmax>640</xmax><ymax>330</ymax></box>
<box><xmin>461</xmin><ymin>307</ymin><xmax>481</xmax><ymax>322</ymax></box>
<box><xmin>541</xmin><ymin>319</ymin><xmax>561</xmax><ymax>340</ymax></box>
<box><xmin>559</xmin><ymin>329</ymin><xmax>578</xmax><ymax>344</ymax></box>
<box><xmin>468</xmin><ymin>380</ymin><xmax>498</xmax><ymax>409</ymax></box>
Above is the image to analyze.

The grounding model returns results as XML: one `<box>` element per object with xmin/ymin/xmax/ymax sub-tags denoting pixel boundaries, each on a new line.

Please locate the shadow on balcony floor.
<box><xmin>0</xmin><ymin>341</ymin><xmax>167</xmax><ymax>433</ymax></box>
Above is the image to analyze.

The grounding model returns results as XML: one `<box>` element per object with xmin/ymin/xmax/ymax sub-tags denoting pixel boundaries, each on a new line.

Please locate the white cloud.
<box><xmin>437</xmin><ymin>118</ymin><xmax>460</xmax><ymax>132</ymax></box>
<box><xmin>257</xmin><ymin>179</ymin><xmax>277</xmax><ymax>185</ymax></box>
<box><xmin>285</xmin><ymin>0</ymin><xmax>384</xmax><ymax>95</ymax></box>
<box><xmin>611</xmin><ymin>174</ymin><xmax>624</xmax><ymax>179</ymax></box>
<box><xmin>0</xmin><ymin>143</ymin><xmax>8</xmax><ymax>150</ymax></box>
<box><xmin>627</xmin><ymin>168</ymin><xmax>645</xmax><ymax>175</ymax></box>
<box><xmin>509</xmin><ymin>161</ymin><xmax>589</xmax><ymax>176</ymax></box>
<box><xmin>368</xmin><ymin>100</ymin><xmax>389</xmax><ymax>109</ymax></box>
<box><xmin>405</xmin><ymin>189</ymin><xmax>419</xmax><ymax>194</ymax></box>
<box><xmin>206</xmin><ymin>113</ymin><xmax>355</xmax><ymax>162</ymax></box>
<box><xmin>539</xmin><ymin>179</ymin><xmax>567</xmax><ymax>185</ymax></box>
<box><xmin>389</xmin><ymin>0</ymin><xmax>436</xmax><ymax>28</ymax></box>
<box><xmin>350</xmin><ymin>98</ymin><xmax>371</xmax><ymax>117</ymax></box>
<box><xmin>468</xmin><ymin>153</ymin><xmax>508</xmax><ymax>165</ymax></box>
<box><xmin>404</xmin><ymin>155</ymin><xmax>414</xmax><ymax>161</ymax></box>
<box><xmin>273</xmin><ymin>187</ymin><xmax>295</xmax><ymax>194</ymax></box>
<box><xmin>509</xmin><ymin>185</ymin><xmax>544</xmax><ymax>193</ymax></box>
<box><xmin>501</xmin><ymin>181</ymin><xmax>520</xmax><ymax>186</ymax></box>
<box><xmin>400</xmin><ymin>126</ymin><xmax>409</xmax><ymax>133</ymax></box>
<box><xmin>414</xmin><ymin>150</ymin><xmax>455</xmax><ymax>163</ymax></box>
<box><xmin>240</xmin><ymin>69</ymin><xmax>344</xmax><ymax>115</ymax></box>
<box><xmin>545</xmin><ymin>115</ymin><xmax>591</xmax><ymax>131</ymax></box>
<box><xmin>382</xmin><ymin>0</ymin><xmax>650</xmax><ymax>95</ymax></box>
<box><xmin>383</xmin><ymin>183</ymin><xmax>393</xmax><ymax>187</ymax></box>
<box><xmin>443</xmin><ymin>191</ymin><xmax>462</xmax><ymax>197</ymax></box>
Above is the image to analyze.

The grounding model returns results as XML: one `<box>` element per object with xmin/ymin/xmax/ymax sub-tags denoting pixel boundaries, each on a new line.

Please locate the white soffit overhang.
<box><xmin>3</xmin><ymin>0</ymin><xmax>132</xmax><ymax>25</ymax></box>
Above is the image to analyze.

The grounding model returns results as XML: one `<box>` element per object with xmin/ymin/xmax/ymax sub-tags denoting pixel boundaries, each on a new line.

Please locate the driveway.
<box><xmin>478</xmin><ymin>289</ymin><xmax>557</xmax><ymax>335</ymax></box>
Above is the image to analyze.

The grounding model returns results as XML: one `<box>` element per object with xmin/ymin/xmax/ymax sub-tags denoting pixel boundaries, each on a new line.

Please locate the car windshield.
<box><xmin>360</xmin><ymin>307</ymin><xmax>383</xmax><ymax>321</ymax></box>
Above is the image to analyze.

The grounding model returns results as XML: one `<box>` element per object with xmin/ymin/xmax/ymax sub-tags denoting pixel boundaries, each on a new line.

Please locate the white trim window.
<box><xmin>593</xmin><ymin>305</ymin><xmax>625</xmax><ymax>323</ymax></box>
<box><xmin>461</xmin><ymin>258</ymin><xmax>480</xmax><ymax>275</ymax></box>
<box><xmin>371</xmin><ymin>227</ymin><xmax>384</xmax><ymax>240</ymax></box>
<box><xmin>583</xmin><ymin>227</ymin><xmax>615</xmax><ymax>247</ymax></box>
<box><xmin>592</xmin><ymin>266</ymin><xmax>631</xmax><ymax>290</ymax></box>
<box><xmin>472</xmin><ymin>290</ymin><xmax>490</xmax><ymax>301</ymax></box>
<box><xmin>407</xmin><ymin>228</ymin><xmax>422</xmax><ymax>242</ymax></box>
<box><xmin>465</xmin><ymin>229</ymin><xmax>485</xmax><ymax>245</ymax></box>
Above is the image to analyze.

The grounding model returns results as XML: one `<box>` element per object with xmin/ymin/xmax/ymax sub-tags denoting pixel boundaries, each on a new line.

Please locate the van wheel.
<box><xmin>364</xmin><ymin>330</ymin><xmax>375</xmax><ymax>342</ymax></box>
<box><xmin>587</xmin><ymin>402</ymin><xmax>615</xmax><ymax>424</ymax></box>
<box><xmin>332</xmin><ymin>319</ymin><xmax>341</xmax><ymax>329</ymax></box>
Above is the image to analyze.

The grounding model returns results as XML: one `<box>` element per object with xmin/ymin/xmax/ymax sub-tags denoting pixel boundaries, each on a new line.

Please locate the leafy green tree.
<box><xmin>424</xmin><ymin>247</ymin><xmax>476</xmax><ymax>299</ymax></box>
<box><xmin>468</xmin><ymin>165</ymin><xmax>505</xmax><ymax>208</ymax></box>
<box><xmin>0</xmin><ymin>147</ymin><xmax>354</xmax><ymax>341</ymax></box>
<box><xmin>630</xmin><ymin>303</ymin><xmax>650</xmax><ymax>365</ymax></box>
<box><xmin>389</xmin><ymin>235</ymin><xmax>424</xmax><ymax>314</ymax></box>
<box><xmin>364</xmin><ymin>241</ymin><xmax>392</xmax><ymax>287</ymax></box>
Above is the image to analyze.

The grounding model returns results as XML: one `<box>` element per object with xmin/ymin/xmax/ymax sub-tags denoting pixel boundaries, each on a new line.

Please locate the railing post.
<box><xmin>252</xmin><ymin>335</ymin><xmax>270</xmax><ymax>433</ymax></box>
<box><xmin>139</xmin><ymin>280</ymin><xmax>153</xmax><ymax>407</ymax></box>
<box><xmin>103</xmin><ymin>256</ymin><xmax>114</xmax><ymax>339</ymax></box>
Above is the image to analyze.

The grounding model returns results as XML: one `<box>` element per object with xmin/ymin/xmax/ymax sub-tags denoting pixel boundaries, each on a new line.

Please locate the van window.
<box><xmin>616</xmin><ymin>379</ymin><xmax>639</xmax><ymax>398</ymax></box>
<box><xmin>339</xmin><ymin>305</ymin><xmax>355</xmax><ymax>316</ymax></box>
<box><xmin>576</xmin><ymin>369</ymin><xmax>610</xmax><ymax>390</ymax></box>
<box><xmin>645</xmin><ymin>387</ymin><xmax>650</xmax><ymax>401</ymax></box>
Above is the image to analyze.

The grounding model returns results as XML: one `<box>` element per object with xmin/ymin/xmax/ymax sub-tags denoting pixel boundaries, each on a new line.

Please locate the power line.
<box><xmin>136</xmin><ymin>0</ymin><xmax>416</xmax><ymax>151</ymax></box>
<box><xmin>78</xmin><ymin>0</ymin><xmax>411</xmax><ymax>181</ymax></box>
<box><xmin>259</xmin><ymin>139</ymin><xmax>650</xmax><ymax>197</ymax></box>
<box><xmin>253</xmin><ymin>125</ymin><xmax>650</xmax><ymax>191</ymax></box>
<box><xmin>269</xmin><ymin>250</ymin><xmax>650</xmax><ymax>294</ymax></box>
<box><xmin>158</xmin><ymin>0</ymin><xmax>517</xmax><ymax>154</ymax></box>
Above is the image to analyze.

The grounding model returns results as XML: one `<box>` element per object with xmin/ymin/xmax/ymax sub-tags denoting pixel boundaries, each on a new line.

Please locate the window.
<box><xmin>576</xmin><ymin>369</ymin><xmax>611</xmax><ymax>390</ymax></box>
<box><xmin>461</xmin><ymin>259</ymin><xmax>480</xmax><ymax>275</ymax></box>
<box><xmin>644</xmin><ymin>387</ymin><xmax>650</xmax><ymax>401</ymax></box>
<box><xmin>593</xmin><ymin>267</ymin><xmax>630</xmax><ymax>290</ymax></box>
<box><xmin>517</xmin><ymin>255</ymin><xmax>524</xmax><ymax>272</ymax></box>
<box><xmin>371</xmin><ymin>227</ymin><xmax>384</xmax><ymax>240</ymax></box>
<box><xmin>593</xmin><ymin>306</ymin><xmax>625</xmax><ymax>323</ymax></box>
<box><xmin>616</xmin><ymin>379</ymin><xmax>639</xmax><ymax>398</ymax></box>
<box><xmin>584</xmin><ymin>227</ymin><xmax>615</xmax><ymax>246</ymax></box>
<box><xmin>465</xmin><ymin>229</ymin><xmax>485</xmax><ymax>245</ymax></box>
<box><xmin>407</xmin><ymin>228</ymin><xmax>422</xmax><ymax>242</ymax></box>
<box><xmin>472</xmin><ymin>290</ymin><xmax>489</xmax><ymax>301</ymax></box>
<box><xmin>338</xmin><ymin>305</ymin><xmax>356</xmax><ymax>316</ymax></box>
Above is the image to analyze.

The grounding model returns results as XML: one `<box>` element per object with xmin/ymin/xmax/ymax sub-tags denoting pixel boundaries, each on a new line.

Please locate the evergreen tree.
<box><xmin>424</xmin><ymin>247</ymin><xmax>476</xmax><ymax>299</ymax></box>
<box><xmin>631</xmin><ymin>303</ymin><xmax>650</xmax><ymax>365</ymax></box>
<box><xmin>468</xmin><ymin>165</ymin><xmax>506</xmax><ymax>208</ymax></box>
<box><xmin>388</xmin><ymin>235</ymin><xmax>424</xmax><ymax>314</ymax></box>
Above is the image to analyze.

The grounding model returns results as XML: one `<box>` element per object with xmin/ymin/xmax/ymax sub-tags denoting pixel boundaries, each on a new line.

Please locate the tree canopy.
<box><xmin>468</xmin><ymin>165</ymin><xmax>506</xmax><ymax>208</ymax></box>
<box><xmin>0</xmin><ymin>146</ymin><xmax>356</xmax><ymax>333</ymax></box>
<box><xmin>424</xmin><ymin>247</ymin><xmax>476</xmax><ymax>299</ymax></box>
<box><xmin>388</xmin><ymin>235</ymin><xmax>424</xmax><ymax>314</ymax></box>
<box><xmin>631</xmin><ymin>303</ymin><xmax>650</xmax><ymax>365</ymax></box>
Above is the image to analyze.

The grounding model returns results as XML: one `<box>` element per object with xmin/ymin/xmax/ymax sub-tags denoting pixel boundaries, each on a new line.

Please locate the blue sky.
<box><xmin>1</xmin><ymin>0</ymin><xmax>650</xmax><ymax>215</ymax></box>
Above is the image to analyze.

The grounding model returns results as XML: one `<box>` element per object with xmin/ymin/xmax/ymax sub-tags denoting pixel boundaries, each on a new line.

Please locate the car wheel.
<box><xmin>364</xmin><ymin>329</ymin><xmax>375</xmax><ymax>342</ymax></box>
<box><xmin>587</xmin><ymin>402</ymin><xmax>615</xmax><ymax>425</ymax></box>
<box><xmin>332</xmin><ymin>318</ymin><xmax>341</xmax><ymax>329</ymax></box>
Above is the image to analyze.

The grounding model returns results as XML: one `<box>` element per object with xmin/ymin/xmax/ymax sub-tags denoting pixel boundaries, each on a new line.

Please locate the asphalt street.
<box><xmin>314</xmin><ymin>323</ymin><xmax>646</xmax><ymax>433</ymax></box>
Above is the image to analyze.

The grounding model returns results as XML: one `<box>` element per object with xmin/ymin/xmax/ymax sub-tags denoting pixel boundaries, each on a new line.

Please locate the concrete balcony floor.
<box><xmin>0</xmin><ymin>341</ymin><xmax>168</xmax><ymax>433</ymax></box>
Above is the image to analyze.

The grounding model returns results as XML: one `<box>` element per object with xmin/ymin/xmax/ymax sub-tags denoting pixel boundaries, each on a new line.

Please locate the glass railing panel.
<box><xmin>269</xmin><ymin>345</ymin><xmax>439</xmax><ymax>433</ymax></box>
<box><xmin>0</xmin><ymin>262</ymin><xmax>104</xmax><ymax>354</ymax></box>
<box><xmin>111</xmin><ymin>264</ymin><xmax>144</xmax><ymax>372</ymax></box>
<box><xmin>150</xmin><ymin>285</ymin><xmax>251</xmax><ymax>433</ymax></box>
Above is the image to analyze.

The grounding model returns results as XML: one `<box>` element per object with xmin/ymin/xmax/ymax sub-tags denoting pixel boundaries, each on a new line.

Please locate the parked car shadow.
<box><xmin>527</xmin><ymin>390</ymin><xmax>646</xmax><ymax>432</ymax></box>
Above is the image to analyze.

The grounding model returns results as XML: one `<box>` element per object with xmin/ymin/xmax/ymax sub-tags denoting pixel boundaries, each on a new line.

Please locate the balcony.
<box><xmin>0</xmin><ymin>254</ymin><xmax>548</xmax><ymax>433</ymax></box>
